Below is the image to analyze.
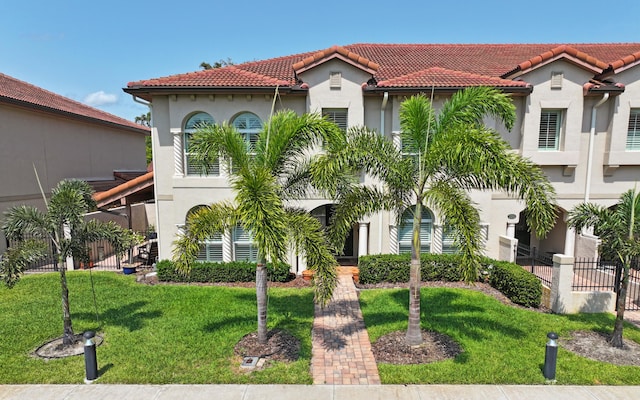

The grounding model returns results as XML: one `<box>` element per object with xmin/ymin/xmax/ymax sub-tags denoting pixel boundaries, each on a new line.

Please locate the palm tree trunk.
<box><xmin>406</xmin><ymin>203</ymin><xmax>423</xmax><ymax>346</ymax></box>
<box><xmin>610</xmin><ymin>262</ymin><xmax>629</xmax><ymax>348</ymax></box>
<box><xmin>256</xmin><ymin>259</ymin><xmax>268</xmax><ymax>344</ymax></box>
<box><xmin>58</xmin><ymin>254</ymin><xmax>75</xmax><ymax>346</ymax></box>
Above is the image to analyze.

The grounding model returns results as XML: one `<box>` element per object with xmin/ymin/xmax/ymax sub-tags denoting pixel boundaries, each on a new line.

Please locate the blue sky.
<box><xmin>2</xmin><ymin>0</ymin><xmax>639</xmax><ymax>122</ymax></box>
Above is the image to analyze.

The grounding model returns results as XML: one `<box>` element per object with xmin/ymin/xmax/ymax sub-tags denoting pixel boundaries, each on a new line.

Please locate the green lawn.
<box><xmin>3</xmin><ymin>272</ymin><xmax>640</xmax><ymax>385</ymax></box>
<box><xmin>359</xmin><ymin>287</ymin><xmax>640</xmax><ymax>385</ymax></box>
<box><xmin>0</xmin><ymin>272</ymin><xmax>314</xmax><ymax>384</ymax></box>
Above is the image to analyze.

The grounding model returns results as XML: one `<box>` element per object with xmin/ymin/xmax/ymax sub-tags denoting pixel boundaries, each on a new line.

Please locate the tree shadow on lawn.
<box><xmin>74</xmin><ymin>300</ymin><xmax>162</xmax><ymax>332</ymax></box>
<box><xmin>361</xmin><ymin>289</ymin><xmax>526</xmax><ymax>343</ymax></box>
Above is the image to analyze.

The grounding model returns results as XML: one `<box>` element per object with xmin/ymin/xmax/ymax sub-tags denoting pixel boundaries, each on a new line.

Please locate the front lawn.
<box><xmin>0</xmin><ymin>272</ymin><xmax>314</xmax><ymax>384</ymax></box>
<box><xmin>359</xmin><ymin>287</ymin><xmax>640</xmax><ymax>385</ymax></box>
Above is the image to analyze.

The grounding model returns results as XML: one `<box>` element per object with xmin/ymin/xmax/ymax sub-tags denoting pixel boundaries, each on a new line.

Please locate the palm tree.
<box><xmin>173</xmin><ymin>110</ymin><xmax>341</xmax><ymax>344</ymax></box>
<box><xmin>0</xmin><ymin>179</ymin><xmax>137</xmax><ymax>346</ymax></box>
<box><xmin>568</xmin><ymin>189</ymin><xmax>640</xmax><ymax>348</ymax></box>
<box><xmin>313</xmin><ymin>87</ymin><xmax>557</xmax><ymax>345</ymax></box>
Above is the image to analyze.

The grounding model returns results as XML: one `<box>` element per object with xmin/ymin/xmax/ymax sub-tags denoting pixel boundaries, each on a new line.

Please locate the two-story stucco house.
<box><xmin>1</xmin><ymin>72</ymin><xmax>149</xmax><ymax>253</ymax></box>
<box><xmin>124</xmin><ymin>43</ymin><xmax>640</xmax><ymax>271</ymax></box>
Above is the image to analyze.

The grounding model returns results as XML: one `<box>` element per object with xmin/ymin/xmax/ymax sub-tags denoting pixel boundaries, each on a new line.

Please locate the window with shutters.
<box><xmin>323</xmin><ymin>108</ymin><xmax>348</xmax><ymax>131</ymax></box>
<box><xmin>196</xmin><ymin>233</ymin><xmax>223</xmax><ymax>262</ymax></box>
<box><xmin>233</xmin><ymin>225</ymin><xmax>257</xmax><ymax>261</ymax></box>
<box><xmin>184</xmin><ymin>112</ymin><xmax>219</xmax><ymax>175</ymax></box>
<box><xmin>627</xmin><ymin>109</ymin><xmax>640</xmax><ymax>151</ymax></box>
<box><xmin>398</xmin><ymin>206</ymin><xmax>432</xmax><ymax>254</ymax></box>
<box><xmin>538</xmin><ymin>110</ymin><xmax>562</xmax><ymax>151</ymax></box>
<box><xmin>232</xmin><ymin>112</ymin><xmax>262</xmax><ymax>154</ymax></box>
<box><xmin>442</xmin><ymin>224</ymin><xmax>460</xmax><ymax>254</ymax></box>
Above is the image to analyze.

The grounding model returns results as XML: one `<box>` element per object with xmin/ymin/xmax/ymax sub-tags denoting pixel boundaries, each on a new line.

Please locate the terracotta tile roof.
<box><xmin>377</xmin><ymin>67</ymin><xmax>531</xmax><ymax>89</ymax></box>
<box><xmin>0</xmin><ymin>73</ymin><xmax>148</xmax><ymax>133</ymax></box>
<box><xmin>126</xmin><ymin>43</ymin><xmax>640</xmax><ymax>93</ymax></box>
<box><xmin>292</xmin><ymin>45</ymin><xmax>379</xmax><ymax>74</ymax></box>
<box><xmin>610</xmin><ymin>50</ymin><xmax>640</xmax><ymax>71</ymax></box>
<box><xmin>93</xmin><ymin>170</ymin><xmax>154</xmax><ymax>207</ymax></box>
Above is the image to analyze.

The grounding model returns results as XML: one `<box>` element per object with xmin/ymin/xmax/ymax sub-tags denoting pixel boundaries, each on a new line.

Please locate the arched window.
<box><xmin>232</xmin><ymin>112</ymin><xmax>262</xmax><ymax>153</ymax></box>
<box><xmin>398</xmin><ymin>206</ymin><xmax>433</xmax><ymax>254</ymax></box>
<box><xmin>184</xmin><ymin>112</ymin><xmax>219</xmax><ymax>176</ymax></box>
<box><xmin>186</xmin><ymin>205</ymin><xmax>223</xmax><ymax>262</ymax></box>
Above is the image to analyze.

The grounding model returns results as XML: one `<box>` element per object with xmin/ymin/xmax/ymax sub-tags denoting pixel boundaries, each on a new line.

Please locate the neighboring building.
<box><xmin>124</xmin><ymin>43</ymin><xmax>640</xmax><ymax>269</ymax></box>
<box><xmin>1</xmin><ymin>72</ymin><xmax>149</xmax><ymax>252</ymax></box>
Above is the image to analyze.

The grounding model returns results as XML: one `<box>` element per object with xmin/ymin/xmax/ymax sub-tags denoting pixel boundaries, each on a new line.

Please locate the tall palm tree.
<box><xmin>1</xmin><ymin>179</ymin><xmax>137</xmax><ymax>346</ymax></box>
<box><xmin>313</xmin><ymin>87</ymin><xmax>557</xmax><ymax>345</ymax></box>
<box><xmin>173</xmin><ymin>110</ymin><xmax>341</xmax><ymax>344</ymax></box>
<box><xmin>568</xmin><ymin>189</ymin><xmax>640</xmax><ymax>348</ymax></box>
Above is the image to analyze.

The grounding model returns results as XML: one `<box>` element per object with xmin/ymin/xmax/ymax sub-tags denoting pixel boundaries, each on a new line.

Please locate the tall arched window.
<box><xmin>184</xmin><ymin>112</ymin><xmax>219</xmax><ymax>176</ymax></box>
<box><xmin>232</xmin><ymin>112</ymin><xmax>262</xmax><ymax>153</ymax></box>
<box><xmin>398</xmin><ymin>206</ymin><xmax>433</xmax><ymax>254</ymax></box>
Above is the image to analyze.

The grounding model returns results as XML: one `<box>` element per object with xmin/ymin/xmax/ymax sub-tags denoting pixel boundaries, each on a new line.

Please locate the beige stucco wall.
<box><xmin>148</xmin><ymin>57</ymin><xmax>640</xmax><ymax>263</ymax></box>
<box><xmin>0</xmin><ymin>103</ymin><xmax>147</xmax><ymax>252</ymax></box>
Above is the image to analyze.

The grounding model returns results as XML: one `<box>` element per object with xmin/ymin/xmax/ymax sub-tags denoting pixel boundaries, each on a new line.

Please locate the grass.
<box><xmin>2</xmin><ymin>272</ymin><xmax>640</xmax><ymax>385</ymax></box>
<box><xmin>359</xmin><ymin>287</ymin><xmax>640</xmax><ymax>385</ymax></box>
<box><xmin>0</xmin><ymin>272</ymin><xmax>314</xmax><ymax>384</ymax></box>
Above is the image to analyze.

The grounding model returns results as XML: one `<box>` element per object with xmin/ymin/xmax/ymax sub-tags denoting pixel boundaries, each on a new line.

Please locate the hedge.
<box><xmin>156</xmin><ymin>260</ymin><xmax>292</xmax><ymax>283</ymax></box>
<box><xmin>358</xmin><ymin>253</ymin><xmax>542</xmax><ymax>308</ymax></box>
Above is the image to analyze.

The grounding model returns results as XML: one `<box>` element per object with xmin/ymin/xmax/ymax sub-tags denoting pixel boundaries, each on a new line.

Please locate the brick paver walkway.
<box><xmin>311</xmin><ymin>269</ymin><xmax>380</xmax><ymax>385</ymax></box>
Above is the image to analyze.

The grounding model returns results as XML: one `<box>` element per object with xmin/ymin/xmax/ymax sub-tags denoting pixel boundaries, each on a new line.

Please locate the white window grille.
<box><xmin>627</xmin><ymin>109</ymin><xmax>640</xmax><ymax>150</ymax></box>
<box><xmin>184</xmin><ymin>112</ymin><xmax>219</xmax><ymax>175</ymax></box>
<box><xmin>538</xmin><ymin>110</ymin><xmax>562</xmax><ymax>151</ymax></box>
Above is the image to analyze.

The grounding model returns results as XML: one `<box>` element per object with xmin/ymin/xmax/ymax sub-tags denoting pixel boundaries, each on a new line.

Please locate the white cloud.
<box><xmin>84</xmin><ymin>91</ymin><xmax>118</xmax><ymax>107</ymax></box>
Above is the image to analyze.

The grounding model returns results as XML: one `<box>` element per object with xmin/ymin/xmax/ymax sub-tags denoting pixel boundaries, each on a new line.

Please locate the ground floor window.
<box><xmin>398</xmin><ymin>206</ymin><xmax>432</xmax><ymax>254</ymax></box>
<box><xmin>196</xmin><ymin>233</ymin><xmax>223</xmax><ymax>262</ymax></box>
<box><xmin>234</xmin><ymin>225</ymin><xmax>257</xmax><ymax>261</ymax></box>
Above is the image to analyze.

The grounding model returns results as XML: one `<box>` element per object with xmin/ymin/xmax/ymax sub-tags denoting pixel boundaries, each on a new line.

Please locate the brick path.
<box><xmin>311</xmin><ymin>269</ymin><xmax>380</xmax><ymax>385</ymax></box>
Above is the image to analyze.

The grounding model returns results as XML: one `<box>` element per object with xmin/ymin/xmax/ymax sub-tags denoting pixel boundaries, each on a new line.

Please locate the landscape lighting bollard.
<box><xmin>543</xmin><ymin>332</ymin><xmax>558</xmax><ymax>381</ymax></box>
<box><xmin>83</xmin><ymin>331</ymin><xmax>98</xmax><ymax>383</ymax></box>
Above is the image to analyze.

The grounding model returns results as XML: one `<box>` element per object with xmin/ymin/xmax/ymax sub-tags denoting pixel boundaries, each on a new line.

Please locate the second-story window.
<box><xmin>232</xmin><ymin>112</ymin><xmax>262</xmax><ymax>154</ymax></box>
<box><xmin>538</xmin><ymin>110</ymin><xmax>562</xmax><ymax>151</ymax></box>
<box><xmin>184</xmin><ymin>112</ymin><xmax>219</xmax><ymax>176</ymax></box>
<box><xmin>323</xmin><ymin>108</ymin><xmax>348</xmax><ymax>131</ymax></box>
<box><xmin>627</xmin><ymin>109</ymin><xmax>640</xmax><ymax>151</ymax></box>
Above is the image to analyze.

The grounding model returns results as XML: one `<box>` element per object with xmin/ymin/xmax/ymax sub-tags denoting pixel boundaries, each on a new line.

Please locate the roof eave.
<box><xmin>0</xmin><ymin>96</ymin><xmax>149</xmax><ymax>135</ymax></box>
<box><xmin>124</xmin><ymin>85</ymin><xmax>306</xmax><ymax>100</ymax></box>
<box><xmin>363</xmin><ymin>85</ymin><xmax>533</xmax><ymax>96</ymax></box>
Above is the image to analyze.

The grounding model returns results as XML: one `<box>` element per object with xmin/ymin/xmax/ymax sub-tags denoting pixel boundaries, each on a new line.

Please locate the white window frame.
<box><xmin>233</xmin><ymin>225</ymin><xmax>257</xmax><ymax>262</ymax></box>
<box><xmin>196</xmin><ymin>233</ymin><xmax>223</xmax><ymax>262</ymax></box>
<box><xmin>184</xmin><ymin>112</ymin><xmax>219</xmax><ymax>176</ymax></box>
<box><xmin>442</xmin><ymin>224</ymin><xmax>459</xmax><ymax>254</ymax></box>
<box><xmin>627</xmin><ymin>109</ymin><xmax>640</xmax><ymax>151</ymax></box>
<box><xmin>323</xmin><ymin>108</ymin><xmax>348</xmax><ymax>131</ymax></box>
<box><xmin>538</xmin><ymin>109</ymin><xmax>562</xmax><ymax>151</ymax></box>
<box><xmin>232</xmin><ymin>112</ymin><xmax>262</xmax><ymax>154</ymax></box>
<box><xmin>398</xmin><ymin>206</ymin><xmax>432</xmax><ymax>254</ymax></box>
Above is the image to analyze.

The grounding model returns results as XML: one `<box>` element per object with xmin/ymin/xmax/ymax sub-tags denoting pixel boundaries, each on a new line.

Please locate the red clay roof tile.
<box><xmin>377</xmin><ymin>67</ymin><xmax>531</xmax><ymax>88</ymax></box>
<box><xmin>1</xmin><ymin>73</ymin><xmax>148</xmax><ymax>133</ymax></box>
<box><xmin>127</xmin><ymin>43</ymin><xmax>640</xmax><ymax>92</ymax></box>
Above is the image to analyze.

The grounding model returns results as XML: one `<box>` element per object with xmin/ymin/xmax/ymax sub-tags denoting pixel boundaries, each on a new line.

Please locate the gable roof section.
<box><xmin>376</xmin><ymin>67</ymin><xmax>531</xmax><ymax>90</ymax></box>
<box><xmin>126</xmin><ymin>43</ymin><xmax>640</xmax><ymax>96</ymax></box>
<box><xmin>502</xmin><ymin>45</ymin><xmax>611</xmax><ymax>78</ymax></box>
<box><xmin>608</xmin><ymin>50</ymin><xmax>640</xmax><ymax>74</ymax></box>
<box><xmin>292</xmin><ymin>45</ymin><xmax>379</xmax><ymax>75</ymax></box>
<box><xmin>0</xmin><ymin>73</ymin><xmax>148</xmax><ymax>134</ymax></box>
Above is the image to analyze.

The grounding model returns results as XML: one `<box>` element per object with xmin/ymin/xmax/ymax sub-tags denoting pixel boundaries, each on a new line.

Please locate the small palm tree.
<box><xmin>173</xmin><ymin>111</ymin><xmax>341</xmax><ymax>344</ymax></box>
<box><xmin>313</xmin><ymin>87</ymin><xmax>557</xmax><ymax>345</ymax></box>
<box><xmin>568</xmin><ymin>189</ymin><xmax>640</xmax><ymax>348</ymax></box>
<box><xmin>1</xmin><ymin>179</ymin><xmax>139</xmax><ymax>346</ymax></box>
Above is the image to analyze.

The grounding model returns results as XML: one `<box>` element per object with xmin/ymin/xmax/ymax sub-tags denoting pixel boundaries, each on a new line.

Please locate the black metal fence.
<box><xmin>517</xmin><ymin>245</ymin><xmax>554</xmax><ymax>287</ymax></box>
<box><xmin>572</xmin><ymin>258</ymin><xmax>640</xmax><ymax>311</ymax></box>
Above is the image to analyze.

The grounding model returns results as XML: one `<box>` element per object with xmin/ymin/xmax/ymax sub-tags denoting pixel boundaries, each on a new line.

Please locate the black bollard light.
<box><xmin>543</xmin><ymin>332</ymin><xmax>558</xmax><ymax>381</ymax></box>
<box><xmin>83</xmin><ymin>331</ymin><xmax>98</xmax><ymax>383</ymax></box>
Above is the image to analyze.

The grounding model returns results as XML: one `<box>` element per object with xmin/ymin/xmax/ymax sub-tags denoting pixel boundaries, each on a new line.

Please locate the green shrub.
<box><xmin>156</xmin><ymin>260</ymin><xmax>292</xmax><ymax>283</ymax></box>
<box><xmin>358</xmin><ymin>253</ymin><xmax>541</xmax><ymax>308</ymax></box>
<box><xmin>358</xmin><ymin>253</ymin><xmax>464</xmax><ymax>284</ymax></box>
<box><xmin>484</xmin><ymin>258</ymin><xmax>542</xmax><ymax>308</ymax></box>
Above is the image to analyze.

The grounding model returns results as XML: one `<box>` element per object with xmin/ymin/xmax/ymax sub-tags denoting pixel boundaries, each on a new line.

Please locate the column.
<box><xmin>389</xmin><ymin>225</ymin><xmax>398</xmax><ymax>254</ymax></box>
<box><xmin>223</xmin><ymin>231</ymin><xmax>233</xmax><ymax>262</ymax></box>
<box><xmin>432</xmin><ymin>224</ymin><xmax>443</xmax><ymax>254</ymax></box>
<box><xmin>171</xmin><ymin>128</ymin><xmax>183</xmax><ymax>176</ymax></box>
<box><xmin>564</xmin><ymin>226</ymin><xmax>576</xmax><ymax>258</ymax></box>
<box><xmin>358</xmin><ymin>222</ymin><xmax>369</xmax><ymax>257</ymax></box>
<box><xmin>550</xmin><ymin>254</ymin><xmax>574</xmax><ymax>314</ymax></box>
<box><xmin>506</xmin><ymin>222</ymin><xmax>516</xmax><ymax>238</ymax></box>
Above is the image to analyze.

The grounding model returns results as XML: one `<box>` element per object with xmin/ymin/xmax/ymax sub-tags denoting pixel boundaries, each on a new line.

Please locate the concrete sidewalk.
<box><xmin>1</xmin><ymin>384</ymin><xmax>638</xmax><ymax>399</ymax></box>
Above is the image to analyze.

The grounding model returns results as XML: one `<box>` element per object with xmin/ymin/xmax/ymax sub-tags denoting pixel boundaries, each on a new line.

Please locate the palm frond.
<box><xmin>2</xmin><ymin>205</ymin><xmax>50</xmax><ymax>240</ymax></box>
<box><xmin>190</xmin><ymin>123</ymin><xmax>250</xmax><ymax>174</ymax></box>
<box><xmin>284</xmin><ymin>208</ymin><xmax>338</xmax><ymax>305</ymax></box>
<box><xmin>0</xmin><ymin>239</ymin><xmax>48</xmax><ymax>288</ymax></box>
<box><xmin>436</xmin><ymin>86</ymin><xmax>516</xmax><ymax>133</ymax></box>
<box><xmin>399</xmin><ymin>94</ymin><xmax>436</xmax><ymax>155</ymax></box>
